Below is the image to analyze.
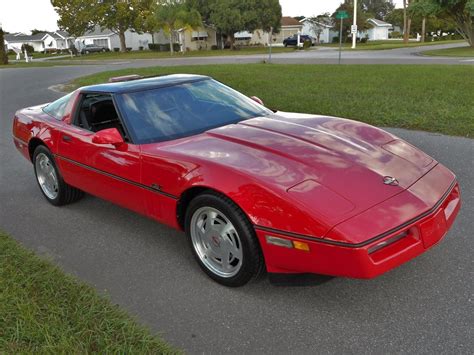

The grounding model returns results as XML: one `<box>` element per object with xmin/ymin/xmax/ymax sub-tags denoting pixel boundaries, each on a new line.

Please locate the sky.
<box><xmin>0</xmin><ymin>0</ymin><xmax>404</xmax><ymax>34</ymax></box>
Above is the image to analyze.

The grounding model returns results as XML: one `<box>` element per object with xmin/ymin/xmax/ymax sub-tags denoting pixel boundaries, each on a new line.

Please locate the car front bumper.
<box><xmin>256</xmin><ymin>170</ymin><xmax>461</xmax><ymax>279</ymax></box>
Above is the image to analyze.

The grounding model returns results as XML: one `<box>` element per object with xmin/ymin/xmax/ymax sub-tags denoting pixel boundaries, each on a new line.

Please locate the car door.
<box><xmin>56</xmin><ymin>92</ymin><xmax>146</xmax><ymax>214</ymax></box>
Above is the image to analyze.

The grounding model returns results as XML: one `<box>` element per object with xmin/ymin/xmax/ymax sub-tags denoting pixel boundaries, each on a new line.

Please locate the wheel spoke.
<box><xmin>190</xmin><ymin>206</ymin><xmax>244</xmax><ymax>278</ymax></box>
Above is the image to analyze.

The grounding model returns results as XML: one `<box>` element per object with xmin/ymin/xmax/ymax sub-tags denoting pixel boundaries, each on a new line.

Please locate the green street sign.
<box><xmin>336</xmin><ymin>10</ymin><xmax>349</xmax><ymax>19</ymax></box>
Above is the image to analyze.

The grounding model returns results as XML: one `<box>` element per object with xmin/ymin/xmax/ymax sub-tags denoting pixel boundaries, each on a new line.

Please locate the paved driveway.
<box><xmin>0</xmin><ymin>66</ymin><xmax>473</xmax><ymax>354</ymax></box>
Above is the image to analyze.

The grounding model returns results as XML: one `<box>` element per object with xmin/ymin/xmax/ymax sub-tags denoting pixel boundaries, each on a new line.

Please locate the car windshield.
<box><xmin>116</xmin><ymin>78</ymin><xmax>272</xmax><ymax>144</ymax></box>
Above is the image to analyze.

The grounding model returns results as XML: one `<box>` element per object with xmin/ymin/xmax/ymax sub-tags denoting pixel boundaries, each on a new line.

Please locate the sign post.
<box><xmin>336</xmin><ymin>10</ymin><xmax>349</xmax><ymax>65</ymax></box>
<box><xmin>352</xmin><ymin>0</ymin><xmax>358</xmax><ymax>49</ymax></box>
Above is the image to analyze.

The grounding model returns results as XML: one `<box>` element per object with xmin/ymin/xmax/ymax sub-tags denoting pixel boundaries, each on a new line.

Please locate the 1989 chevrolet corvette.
<box><xmin>13</xmin><ymin>74</ymin><xmax>461</xmax><ymax>286</ymax></box>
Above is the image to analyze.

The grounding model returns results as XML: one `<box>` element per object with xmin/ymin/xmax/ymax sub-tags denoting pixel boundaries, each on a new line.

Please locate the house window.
<box><xmin>191</xmin><ymin>31</ymin><xmax>208</xmax><ymax>41</ymax></box>
<box><xmin>93</xmin><ymin>39</ymin><xmax>108</xmax><ymax>47</ymax></box>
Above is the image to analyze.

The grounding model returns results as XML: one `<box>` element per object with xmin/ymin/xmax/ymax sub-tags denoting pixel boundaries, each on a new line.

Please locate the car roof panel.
<box><xmin>80</xmin><ymin>74</ymin><xmax>210</xmax><ymax>94</ymax></box>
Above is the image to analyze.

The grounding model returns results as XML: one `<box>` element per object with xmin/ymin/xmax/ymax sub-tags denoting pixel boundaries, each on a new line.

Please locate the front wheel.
<box><xmin>185</xmin><ymin>192</ymin><xmax>264</xmax><ymax>287</ymax></box>
<box><xmin>33</xmin><ymin>146</ymin><xmax>84</xmax><ymax>206</ymax></box>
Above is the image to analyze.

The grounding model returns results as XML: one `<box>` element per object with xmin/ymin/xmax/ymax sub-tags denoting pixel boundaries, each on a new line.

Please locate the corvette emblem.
<box><xmin>383</xmin><ymin>176</ymin><xmax>399</xmax><ymax>186</ymax></box>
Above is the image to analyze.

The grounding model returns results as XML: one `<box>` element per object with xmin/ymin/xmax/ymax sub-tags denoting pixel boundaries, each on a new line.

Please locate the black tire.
<box><xmin>185</xmin><ymin>192</ymin><xmax>264</xmax><ymax>287</ymax></box>
<box><xmin>33</xmin><ymin>145</ymin><xmax>84</xmax><ymax>206</ymax></box>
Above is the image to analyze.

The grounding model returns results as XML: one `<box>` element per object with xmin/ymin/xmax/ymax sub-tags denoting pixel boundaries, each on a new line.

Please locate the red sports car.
<box><xmin>12</xmin><ymin>74</ymin><xmax>461</xmax><ymax>286</ymax></box>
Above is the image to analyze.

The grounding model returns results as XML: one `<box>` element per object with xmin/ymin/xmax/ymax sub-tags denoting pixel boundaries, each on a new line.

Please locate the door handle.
<box><xmin>62</xmin><ymin>135</ymin><xmax>72</xmax><ymax>142</ymax></box>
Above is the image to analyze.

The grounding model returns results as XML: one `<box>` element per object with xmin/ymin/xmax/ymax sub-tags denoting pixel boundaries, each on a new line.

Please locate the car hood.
<box><xmin>148</xmin><ymin>112</ymin><xmax>436</xmax><ymax>229</ymax></box>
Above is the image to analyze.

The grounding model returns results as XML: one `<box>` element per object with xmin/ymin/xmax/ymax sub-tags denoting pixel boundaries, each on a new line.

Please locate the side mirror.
<box><xmin>92</xmin><ymin>128</ymin><xmax>124</xmax><ymax>146</ymax></box>
<box><xmin>250</xmin><ymin>96</ymin><xmax>264</xmax><ymax>106</ymax></box>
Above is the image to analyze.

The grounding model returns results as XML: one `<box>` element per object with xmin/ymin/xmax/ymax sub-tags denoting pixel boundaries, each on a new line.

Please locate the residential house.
<box><xmin>234</xmin><ymin>29</ymin><xmax>271</xmax><ymax>46</ymax></box>
<box><xmin>363</xmin><ymin>19</ymin><xmax>392</xmax><ymax>41</ymax></box>
<box><xmin>273</xmin><ymin>17</ymin><xmax>304</xmax><ymax>44</ymax></box>
<box><xmin>4</xmin><ymin>31</ymin><xmax>74</xmax><ymax>52</ymax></box>
<box><xmin>177</xmin><ymin>26</ymin><xmax>217</xmax><ymax>51</ymax></box>
<box><xmin>300</xmin><ymin>18</ymin><xmax>335</xmax><ymax>44</ymax></box>
<box><xmin>75</xmin><ymin>26</ymin><xmax>153</xmax><ymax>51</ymax></box>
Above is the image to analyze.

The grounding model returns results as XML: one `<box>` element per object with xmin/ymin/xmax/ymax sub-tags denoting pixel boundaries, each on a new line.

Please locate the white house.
<box><xmin>75</xmin><ymin>26</ymin><xmax>153</xmax><ymax>51</ymax></box>
<box><xmin>5</xmin><ymin>31</ymin><xmax>74</xmax><ymax>52</ymax></box>
<box><xmin>300</xmin><ymin>18</ymin><xmax>334</xmax><ymax>44</ymax></box>
<box><xmin>364</xmin><ymin>19</ymin><xmax>392</xmax><ymax>41</ymax></box>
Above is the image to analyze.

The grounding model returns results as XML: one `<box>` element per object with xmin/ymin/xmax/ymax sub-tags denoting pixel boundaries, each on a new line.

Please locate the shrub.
<box><xmin>361</xmin><ymin>37</ymin><xmax>368</xmax><ymax>43</ymax></box>
<box><xmin>148</xmin><ymin>43</ymin><xmax>160</xmax><ymax>51</ymax></box>
<box><xmin>302</xmin><ymin>39</ymin><xmax>312</xmax><ymax>49</ymax></box>
<box><xmin>211</xmin><ymin>45</ymin><xmax>218</xmax><ymax>50</ymax></box>
<box><xmin>332</xmin><ymin>36</ymin><xmax>339</xmax><ymax>43</ymax></box>
<box><xmin>126</xmin><ymin>47</ymin><xmax>132</xmax><ymax>52</ymax></box>
<box><xmin>113</xmin><ymin>47</ymin><xmax>120</xmax><ymax>52</ymax></box>
<box><xmin>138</xmin><ymin>46</ymin><xmax>144</xmax><ymax>51</ymax></box>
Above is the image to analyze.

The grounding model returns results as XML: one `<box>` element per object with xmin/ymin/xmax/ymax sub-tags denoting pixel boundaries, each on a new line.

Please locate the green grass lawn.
<box><xmin>421</xmin><ymin>45</ymin><xmax>474</xmax><ymax>57</ymax></box>
<box><xmin>321</xmin><ymin>39</ymin><xmax>466</xmax><ymax>50</ymax></box>
<box><xmin>0</xmin><ymin>231</ymin><xmax>177</xmax><ymax>353</ymax></box>
<box><xmin>53</xmin><ymin>46</ymin><xmax>295</xmax><ymax>61</ymax></box>
<box><xmin>71</xmin><ymin>64</ymin><xmax>474</xmax><ymax>137</ymax></box>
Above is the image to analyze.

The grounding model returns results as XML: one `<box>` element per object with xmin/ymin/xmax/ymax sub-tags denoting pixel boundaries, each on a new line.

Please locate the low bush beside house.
<box><xmin>113</xmin><ymin>47</ymin><xmax>120</xmax><ymax>52</ymax></box>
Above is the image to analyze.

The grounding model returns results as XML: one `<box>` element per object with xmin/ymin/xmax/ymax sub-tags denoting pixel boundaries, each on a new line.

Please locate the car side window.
<box><xmin>43</xmin><ymin>93</ymin><xmax>73</xmax><ymax>120</ymax></box>
<box><xmin>73</xmin><ymin>93</ymin><xmax>128</xmax><ymax>141</ymax></box>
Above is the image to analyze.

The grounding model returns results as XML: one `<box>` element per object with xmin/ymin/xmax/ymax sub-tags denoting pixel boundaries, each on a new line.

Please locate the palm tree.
<box><xmin>151</xmin><ymin>0</ymin><xmax>202</xmax><ymax>55</ymax></box>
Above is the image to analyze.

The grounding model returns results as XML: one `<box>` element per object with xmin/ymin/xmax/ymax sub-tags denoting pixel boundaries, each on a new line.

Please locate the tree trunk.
<box><xmin>229</xmin><ymin>33</ymin><xmax>235</xmax><ymax>50</ymax></box>
<box><xmin>407</xmin><ymin>17</ymin><xmax>412</xmax><ymax>42</ymax></box>
<box><xmin>169</xmin><ymin>30</ymin><xmax>174</xmax><ymax>55</ymax></box>
<box><xmin>421</xmin><ymin>17</ymin><xmax>426</xmax><ymax>43</ymax></box>
<box><xmin>0</xmin><ymin>28</ymin><xmax>8</xmax><ymax>65</ymax></box>
<box><xmin>403</xmin><ymin>0</ymin><xmax>409</xmax><ymax>44</ymax></box>
<box><xmin>119</xmin><ymin>30</ymin><xmax>127</xmax><ymax>52</ymax></box>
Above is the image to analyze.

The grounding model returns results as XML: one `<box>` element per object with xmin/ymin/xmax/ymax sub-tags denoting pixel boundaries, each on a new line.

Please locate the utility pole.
<box><xmin>352</xmin><ymin>0</ymin><xmax>358</xmax><ymax>49</ymax></box>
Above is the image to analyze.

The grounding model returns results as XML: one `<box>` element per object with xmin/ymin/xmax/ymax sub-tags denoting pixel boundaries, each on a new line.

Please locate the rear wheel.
<box><xmin>185</xmin><ymin>192</ymin><xmax>264</xmax><ymax>287</ymax></box>
<box><xmin>33</xmin><ymin>146</ymin><xmax>84</xmax><ymax>206</ymax></box>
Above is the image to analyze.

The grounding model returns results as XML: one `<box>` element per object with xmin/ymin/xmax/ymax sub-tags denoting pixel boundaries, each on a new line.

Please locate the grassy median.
<box><xmin>421</xmin><ymin>46</ymin><xmax>474</xmax><ymax>57</ymax></box>
<box><xmin>70</xmin><ymin>64</ymin><xmax>474</xmax><ymax>137</ymax></box>
<box><xmin>0</xmin><ymin>232</ymin><xmax>177</xmax><ymax>353</ymax></box>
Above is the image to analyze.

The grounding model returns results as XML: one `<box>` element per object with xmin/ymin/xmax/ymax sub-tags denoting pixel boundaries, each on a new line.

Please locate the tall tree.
<box><xmin>51</xmin><ymin>0</ymin><xmax>97</xmax><ymax>37</ymax></box>
<box><xmin>361</xmin><ymin>0</ymin><xmax>396</xmax><ymax>20</ymax></box>
<box><xmin>52</xmin><ymin>0</ymin><xmax>153</xmax><ymax>52</ymax></box>
<box><xmin>0</xmin><ymin>26</ymin><xmax>8</xmax><ymax>65</ymax></box>
<box><xmin>434</xmin><ymin>0</ymin><xmax>474</xmax><ymax>47</ymax></box>
<box><xmin>209</xmin><ymin>0</ymin><xmax>281</xmax><ymax>49</ymax></box>
<box><xmin>306</xmin><ymin>13</ymin><xmax>331</xmax><ymax>44</ymax></box>
<box><xmin>409</xmin><ymin>0</ymin><xmax>439</xmax><ymax>41</ymax></box>
<box><xmin>97</xmin><ymin>0</ymin><xmax>152</xmax><ymax>52</ymax></box>
<box><xmin>151</xmin><ymin>0</ymin><xmax>202</xmax><ymax>55</ymax></box>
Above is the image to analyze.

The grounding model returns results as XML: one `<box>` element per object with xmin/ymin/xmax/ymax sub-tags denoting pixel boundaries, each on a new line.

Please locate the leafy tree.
<box><xmin>97</xmin><ymin>0</ymin><xmax>153</xmax><ymax>52</ymax></box>
<box><xmin>31</xmin><ymin>29</ymin><xmax>50</xmax><ymax>35</ymax></box>
<box><xmin>361</xmin><ymin>0</ymin><xmax>396</xmax><ymax>20</ymax></box>
<box><xmin>306</xmin><ymin>13</ymin><xmax>331</xmax><ymax>44</ymax></box>
<box><xmin>0</xmin><ymin>27</ymin><xmax>8</xmax><ymax>65</ymax></box>
<box><xmin>151</xmin><ymin>0</ymin><xmax>202</xmax><ymax>55</ymax></box>
<box><xmin>332</xmin><ymin>1</ymin><xmax>372</xmax><ymax>42</ymax></box>
<box><xmin>52</xmin><ymin>0</ymin><xmax>153</xmax><ymax>52</ymax></box>
<box><xmin>409</xmin><ymin>0</ymin><xmax>440</xmax><ymax>41</ymax></box>
<box><xmin>209</xmin><ymin>0</ymin><xmax>281</xmax><ymax>49</ymax></box>
<box><xmin>434</xmin><ymin>0</ymin><xmax>474</xmax><ymax>47</ymax></box>
<box><xmin>51</xmin><ymin>0</ymin><xmax>97</xmax><ymax>37</ymax></box>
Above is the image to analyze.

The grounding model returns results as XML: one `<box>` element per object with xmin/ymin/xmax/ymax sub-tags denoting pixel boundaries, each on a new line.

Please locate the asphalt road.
<box><xmin>1</xmin><ymin>65</ymin><xmax>473</xmax><ymax>354</ymax></box>
<box><xmin>39</xmin><ymin>41</ymin><xmax>474</xmax><ymax>66</ymax></box>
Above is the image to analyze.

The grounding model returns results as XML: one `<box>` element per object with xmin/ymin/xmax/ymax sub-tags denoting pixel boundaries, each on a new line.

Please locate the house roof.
<box><xmin>300</xmin><ymin>17</ymin><xmax>333</xmax><ymax>28</ymax></box>
<box><xmin>56</xmin><ymin>30</ymin><xmax>72</xmax><ymax>39</ymax></box>
<box><xmin>281</xmin><ymin>17</ymin><xmax>303</xmax><ymax>27</ymax></box>
<box><xmin>5</xmin><ymin>32</ymin><xmax>48</xmax><ymax>42</ymax></box>
<box><xmin>80</xmin><ymin>26</ymin><xmax>115</xmax><ymax>38</ymax></box>
<box><xmin>82</xmin><ymin>74</ymin><xmax>210</xmax><ymax>94</ymax></box>
<box><xmin>368</xmin><ymin>18</ymin><xmax>392</xmax><ymax>27</ymax></box>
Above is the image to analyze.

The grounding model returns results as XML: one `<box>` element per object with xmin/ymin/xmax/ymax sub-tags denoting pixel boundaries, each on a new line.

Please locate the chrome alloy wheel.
<box><xmin>190</xmin><ymin>207</ymin><xmax>243</xmax><ymax>278</ymax></box>
<box><xmin>35</xmin><ymin>153</ymin><xmax>59</xmax><ymax>200</ymax></box>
